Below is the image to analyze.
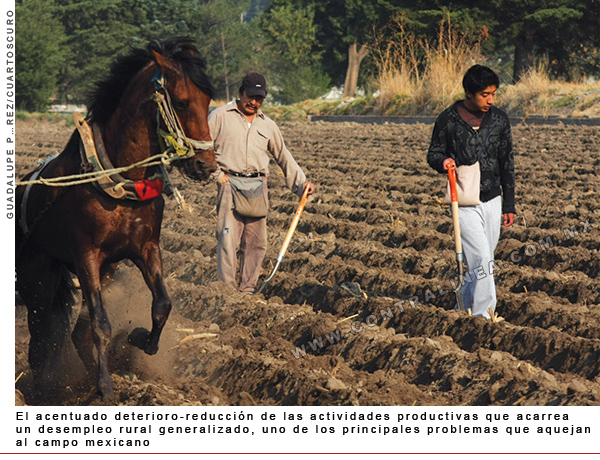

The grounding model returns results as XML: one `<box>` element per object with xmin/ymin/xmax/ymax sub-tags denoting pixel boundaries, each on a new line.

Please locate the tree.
<box><xmin>393</xmin><ymin>0</ymin><xmax>600</xmax><ymax>81</ymax></box>
<box><xmin>54</xmin><ymin>0</ymin><xmax>147</xmax><ymax>102</ymax></box>
<box><xmin>569</xmin><ymin>0</ymin><xmax>600</xmax><ymax>79</ymax></box>
<box><xmin>312</xmin><ymin>0</ymin><xmax>387</xmax><ymax>96</ymax></box>
<box><xmin>493</xmin><ymin>0</ymin><xmax>589</xmax><ymax>81</ymax></box>
<box><xmin>535</xmin><ymin>1</ymin><xmax>598</xmax><ymax>80</ymax></box>
<box><xmin>138</xmin><ymin>0</ymin><xmax>256</xmax><ymax>100</ymax></box>
<box><xmin>258</xmin><ymin>3</ymin><xmax>330</xmax><ymax>103</ymax></box>
<box><xmin>265</xmin><ymin>0</ymin><xmax>404</xmax><ymax>97</ymax></box>
<box><xmin>16</xmin><ymin>0</ymin><xmax>66</xmax><ymax>111</ymax></box>
<box><xmin>17</xmin><ymin>0</ymin><xmax>259</xmax><ymax>104</ymax></box>
<box><xmin>343</xmin><ymin>42</ymin><xmax>369</xmax><ymax>97</ymax></box>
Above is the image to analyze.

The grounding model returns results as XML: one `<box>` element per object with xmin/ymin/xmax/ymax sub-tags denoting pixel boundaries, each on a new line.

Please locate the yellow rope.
<box><xmin>154</xmin><ymin>92</ymin><xmax>194</xmax><ymax>159</ymax></box>
<box><xmin>16</xmin><ymin>153</ymin><xmax>170</xmax><ymax>187</ymax></box>
<box><xmin>18</xmin><ymin>80</ymin><xmax>207</xmax><ymax>188</ymax></box>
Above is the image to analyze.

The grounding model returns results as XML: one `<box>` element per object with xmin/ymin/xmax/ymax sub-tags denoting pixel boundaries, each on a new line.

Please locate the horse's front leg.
<box><xmin>75</xmin><ymin>255</ymin><xmax>113</xmax><ymax>400</ymax></box>
<box><xmin>128</xmin><ymin>240</ymin><xmax>171</xmax><ymax>355</ymax></box>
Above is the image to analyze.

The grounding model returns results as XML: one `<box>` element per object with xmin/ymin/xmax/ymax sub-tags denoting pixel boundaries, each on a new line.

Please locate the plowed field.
<box><xmin>15</xmin><ymin>116</ymin><xmax>600</xmax><ymax>406</ymax></box>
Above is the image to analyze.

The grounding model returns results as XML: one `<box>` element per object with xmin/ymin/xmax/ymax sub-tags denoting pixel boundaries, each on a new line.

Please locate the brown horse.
<box><xmin>16</xmin><ymin>37</ymin><xmax>217</xmax><ymax>401</ymax></box>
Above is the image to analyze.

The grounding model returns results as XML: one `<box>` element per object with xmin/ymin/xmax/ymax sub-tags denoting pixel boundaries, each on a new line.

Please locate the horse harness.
<box><xmin>75</xmin><ymin>112</ymin><xmax>169</xmax><ymax>201</ymax></box>
<box><xmin>72</xmin><ymin>69</ymin><xmax>215</xmax><ymax>202</ymax></box>
<box><xmin>151</xmin><ymin>69</ymin><xmax>215</xmax><ymax>158</ymax></box>
<box><xmin>18</xmin><ymin>154</ymin><xmax>59</xmax><ymax>236</ymax></box>
<box><xmin>18</xmin><ymin>70</ymin><xmax>215</xmax><ymax>241</ymax></box>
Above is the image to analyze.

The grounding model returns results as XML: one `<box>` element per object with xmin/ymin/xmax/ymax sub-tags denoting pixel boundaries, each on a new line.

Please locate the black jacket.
<box><xmin>427</xmin><ymin>102</ymin><xmax>515</xmax><ymax>214</ymax></box>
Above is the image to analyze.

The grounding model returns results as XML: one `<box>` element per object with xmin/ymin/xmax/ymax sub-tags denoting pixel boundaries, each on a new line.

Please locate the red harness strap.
<box><xmin>134</xmin><ymin>179</ymin><xmax>164</xmax><ymax>200</ymax></box>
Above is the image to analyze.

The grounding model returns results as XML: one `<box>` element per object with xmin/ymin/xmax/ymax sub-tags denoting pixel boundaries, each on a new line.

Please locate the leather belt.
<box><xmin>228</xmin><ymin>171</ymin><xmax>265</xmax><ymax>178</ymax></box>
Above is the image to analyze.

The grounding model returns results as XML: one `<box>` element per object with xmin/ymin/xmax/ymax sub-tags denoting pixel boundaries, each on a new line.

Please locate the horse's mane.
<box><xmin>86</xmin><ymin>36</ymin><xmax>215</xmax><ymax>127</ymax></box>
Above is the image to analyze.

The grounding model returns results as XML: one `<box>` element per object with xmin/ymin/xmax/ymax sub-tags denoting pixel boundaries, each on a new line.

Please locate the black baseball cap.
<box><xmin>241</xmin><ymin>72</ymin><xmax>267</xmax><ymax>98</ymax></box>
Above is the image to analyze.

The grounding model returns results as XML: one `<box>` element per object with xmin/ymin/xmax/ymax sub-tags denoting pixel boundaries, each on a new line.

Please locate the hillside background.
<box><xmin>16</xmin><ymin>0</ymin><xmax>600</xmax><ymax>118</ymax></box>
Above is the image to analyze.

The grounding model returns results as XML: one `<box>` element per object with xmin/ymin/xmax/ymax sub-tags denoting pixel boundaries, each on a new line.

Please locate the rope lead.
<box><xmin>17</xmin><ymin>70</ymin><xmax>214</xmax><ymax>189</ymax></box>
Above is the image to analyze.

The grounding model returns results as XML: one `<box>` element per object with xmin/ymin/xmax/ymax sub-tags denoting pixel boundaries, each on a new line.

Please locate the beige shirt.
<box><xmin>208</xmin><ymin>101</ymin><xmax>307</xmax><ymax>197</ymax></box>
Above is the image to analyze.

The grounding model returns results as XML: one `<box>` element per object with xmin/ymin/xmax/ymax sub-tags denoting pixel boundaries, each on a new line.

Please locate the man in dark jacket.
<box><xmin>427</xmin><ymin>64</ymin><xmax>515</xmax><ymax>318</ymax></box>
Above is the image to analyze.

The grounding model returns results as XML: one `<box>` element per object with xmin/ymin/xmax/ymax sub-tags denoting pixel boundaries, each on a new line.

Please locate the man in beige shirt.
<box><xmin>209</xmin><ymin>73</ymin><xmax>315</xmax><ymax>293</ymax></box>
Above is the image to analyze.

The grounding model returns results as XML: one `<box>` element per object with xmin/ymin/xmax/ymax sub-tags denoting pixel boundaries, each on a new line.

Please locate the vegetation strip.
<box><xmin>308</xmin><ymin>115</ymin><xmax>600</xmax><ymax>126</ymax></box>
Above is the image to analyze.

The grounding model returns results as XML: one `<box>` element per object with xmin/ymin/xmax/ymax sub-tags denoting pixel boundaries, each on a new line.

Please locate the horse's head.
<box><xmin>150</xmin><ymin>43</ymin><xmax>218</xmax><ymax>183</ymax></box>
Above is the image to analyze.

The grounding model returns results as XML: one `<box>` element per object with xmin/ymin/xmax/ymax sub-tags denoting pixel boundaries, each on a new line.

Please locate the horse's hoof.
<box><xmin>128</xmin><ymin>327</ymin><xmax>150</xmax><ymax>350</ymax></box>
<box><xmin>97</xmin><ymin>380</ymin><xmax>114</xmax><ymax>402</ymax></box>
<box><xmin>99</xmin><ymin>386</ymin><xmax>114</xmax><ymax>402</ymax></box>
<box><xmin>128</xmin><ymin>327</ymin><xmax>158</xmax><ymax>355</ymax></box>
<box><xmin>145</xmin><ymin>341</ymin><xmax>159</xmax><ymax>355</ymax></box>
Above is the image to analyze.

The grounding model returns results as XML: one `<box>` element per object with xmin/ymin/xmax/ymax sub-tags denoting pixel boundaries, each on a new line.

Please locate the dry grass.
<box><xmin>499</xmin><ymin>67</ymin><xmax>600</xmax><ymax>117</ymax></box>
<box><xmin>498</xmin><ymin>66</ymin><xmax>553</xmax><ymax>117</ymax></box>
<box><xmin>373</xmin><ymin>21</ymin><xmax>420</xmax><ymax>108</ymax></box>
<box><xmin>371</xmin><ymin>14</ymin><xmax>600</xmax><ymax>118</ymax></box>
<box><xmin>263</xmin><ymin>75</ymin><xmax>600</xmax><ymax>120</ymax></box>
<box><xmin>261</xmin><ymin>19</ymin><xmax>600</xmax><ymax>120</ymax></box>
<box><xmin>412</xmin><ymin>20</ymin><xmax>482</xmax><ymax>114</ymax></box>
<box><xmin>373</xmin><ymin>13</ymin><xmax>483</xmax><ymax>116</ymax></box>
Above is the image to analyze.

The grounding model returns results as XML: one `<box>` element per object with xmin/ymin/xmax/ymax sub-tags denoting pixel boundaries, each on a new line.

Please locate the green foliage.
<box><xmin>14</xmin><ymin>0</ymin><xmax>600</xmax><ymax>114</ymax></box>
<box><xmin>53</xmin><ymin>0</ymin><xmax>147</xmax><ymax>102</ymax></box>
<box><xmin>487</xmin><ymin>0</ymin><xmax>598</xmax><ymax>80</ymax></box>
<box><xmin>272</xmin><ymin>65</ymin><xmax>331</xmax><ymax>105</ymax></box>
<box><xmin>384</xmin><ymin>1</ymin><xmax>599</xmax><ymax>81</ymax></box>
<box><xmin>19</xmin><ymin>0</ymin><xmax>260</xmax><ymax>103</ymax></box>
<box><xmin>257</xmin><ymin>3</ymin><xmax>330</xmax><ymax>103</ymax></box>
<box><xmin>311</xmin><ymin>0</ymin><xmax>397</xmax><ymax>85</ymax></box>
<box><xmin>265</xmin><ymin>0</ymin><xmax>402</xmax><ymax>86</ymax></box>
<box><xmin>259</xmin><ymin>3</ymin><xmax>320</xmax><ymax>65</ymax></box>
<box><xmin>243</xmin><ymin>0</ymin><xmax>272</xmax><ymax>22</ymax></box>
<box><xmin>553</xmin><ymin>93</ymin><xmax>577</xmax><ymax>107</ymax></box>
<box><xmin>16</xmin><ymin>0</ymin><xmax>66</xmax><ymax>111</ymax></box>
<box><xmin>137</xmin><ymin>0</ymin><xmax>258</xmax><ymax>100</ymax></box>
<box><xmin>16</xmin><ymin>110</ymin><xmax>74</xmax><ymax>125</ymax></box>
